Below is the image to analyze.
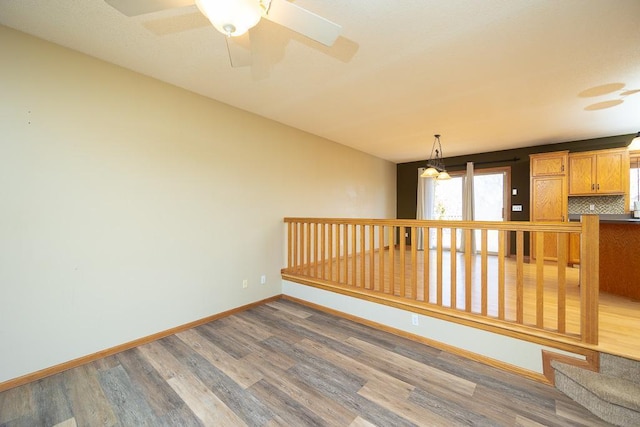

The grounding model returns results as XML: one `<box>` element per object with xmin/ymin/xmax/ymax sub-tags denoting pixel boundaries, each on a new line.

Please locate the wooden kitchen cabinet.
<box><xmin>531</xmin><ymin>151</ymin><xmax>567</xmax><ymax>176</ymax></box>
<box><xmin>568</xmin><ymin>148</ymin><xmax>629</xmax><ymax>195</ymax></box>
<box><xmin>569</xmin><ymin>232</ymin><xmax>580</xmax><ymax>265</ymax></box>
<box><xmin>530</xmin><ymin>151</ymin><xmax>568</xmax><ymax>261</ymax></box>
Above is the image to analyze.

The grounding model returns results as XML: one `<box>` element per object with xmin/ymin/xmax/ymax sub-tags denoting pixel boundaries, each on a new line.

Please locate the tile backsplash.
<box><xmin>568</xmin><ymin>195</ymin><xmax>626</xmax><ymax>215</ymax></box>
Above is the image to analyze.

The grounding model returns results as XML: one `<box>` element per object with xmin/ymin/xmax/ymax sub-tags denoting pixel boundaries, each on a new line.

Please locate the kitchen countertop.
<box><xmin>568</xmin><ymin>214</ymin><xmax>640</xmax><ymax>223</ymax></box>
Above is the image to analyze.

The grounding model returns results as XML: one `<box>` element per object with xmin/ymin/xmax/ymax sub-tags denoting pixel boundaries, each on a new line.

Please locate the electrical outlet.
<box><xmin>260</xmin><ymin>275</ymin><xmax>266</xmax><ymax>285</ymax></box>
<box><xmin>411</xmin><ymin>314</ymin><xmax>419</xmax><ymax>326</ymax></box>
<box><xmin>242</xmin><ymin>279</ymin><xmax>248</xmax><ymax>289</ymax></box>
<box><xmin>589</xmin><ymin>204</ymin><xmax>595</xmax><ymax>211</ymax></box>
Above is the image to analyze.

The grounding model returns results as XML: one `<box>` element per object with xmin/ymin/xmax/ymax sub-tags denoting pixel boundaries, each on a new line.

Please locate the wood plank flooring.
<box><xmin>0</xmin><ymin>299</ymin><xmax>612</xmax><ymax>426</ymax></box>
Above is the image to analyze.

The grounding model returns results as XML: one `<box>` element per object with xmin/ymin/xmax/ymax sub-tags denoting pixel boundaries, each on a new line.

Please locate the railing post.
<box><xmin>580</xmin><ymin>214</ymin><xmax>599</xmax><ymax>345</ymax></box>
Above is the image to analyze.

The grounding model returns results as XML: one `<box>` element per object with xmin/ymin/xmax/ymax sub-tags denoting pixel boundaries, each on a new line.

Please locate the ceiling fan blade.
<box><xmin>264</xmin><ymin>0</ymin><xmax>341</xmax><ymax>46</ymax></box>
<box><xmin>104</xmin><ymin>0</ymin><xmax>195</xmax><ymax>17</ymax></box>
<box><xmin>226</xmin><ymin>33</ymin><xmax>253</xmax><ymax>67</ymax></box>
<box><xmin>143</xmin><ymin>12</ymin><xmax>209</xmax><ymax>35</ymax></box>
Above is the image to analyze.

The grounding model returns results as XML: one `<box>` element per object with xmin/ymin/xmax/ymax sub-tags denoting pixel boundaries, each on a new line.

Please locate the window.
<box><xmin>631</xmin><ymin>154</ymin><xmax>640</xmax><ymax>210</ymax></box>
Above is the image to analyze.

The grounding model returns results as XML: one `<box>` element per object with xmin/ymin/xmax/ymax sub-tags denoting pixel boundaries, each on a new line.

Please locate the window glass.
<box><xmin>426</xmin><ymin>169</ymin><xmax>507</xmax><ymax>253</ymax></box>
<box><xmin>631</xmin><ymin>155</ymin><xmax>640</xmax><ymax>210</ymax></box>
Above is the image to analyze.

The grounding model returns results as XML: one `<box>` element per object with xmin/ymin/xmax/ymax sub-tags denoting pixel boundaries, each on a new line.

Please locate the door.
<box><xmin>473</xmin><ymin>171</ymin><xmax>506</xmax><ymax>253</ymax></box>
<box><xmin>428</xmin><ymin>168</ymin><xmax>508</xmax><ymax>253</ymax></box>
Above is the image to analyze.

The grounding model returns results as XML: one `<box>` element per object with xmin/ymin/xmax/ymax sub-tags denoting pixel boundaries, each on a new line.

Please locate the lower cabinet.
<box><xmin>569</xmin><ymin>233</ymin><xmax>580</xmax><ymax>265</ymax></box>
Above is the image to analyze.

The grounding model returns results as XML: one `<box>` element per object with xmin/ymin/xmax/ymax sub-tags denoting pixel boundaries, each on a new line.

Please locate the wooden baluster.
<box><xmin>287</xmin><ymin>221</ymin><xmax>293</xmax><ymax>271</ymax></box>
<box><xmin>557</xmin><ymin>232</ymin><xmax>568</xmax><ymax>334</ymax></box>
<box><xmin>304</xmin><ymin>222</ymin><xmax>311</xmax><ymax>276</ymax></box>
<box><xmin>327</xmin><ymin>223</ymin><xmax>333</xmax><ymax>282</ymax></box>
<box><xmin>516</xmin><ymin>230</ymin><xmax>524</xmax><ymax>324</ymax></box>
<box><xmin>378</xmin><ymin>225</ymin><xmax>384</xmax><ymax>292</ymax></box>
<box><xmin>535</xmin><ymin>231</ymin><xmax>545</xmax><ymax>328</ymax></box>
<box><xmin>351</xmin><ymin>224</ymin><xmax>357</xmax><ymax>286</ymax></box>
<box><xmin>317</xmin><ymin>222</ymin><xmax>321</xmax><ymax>278</ymax></box>
<box><xmin>423</xmin><ymin>226</ymin><xmax>430</xmax><ymax>303</ymax></box>
<box><xmin>337</xmin><ymin>224</ymin><xmax>342</xmax><ymax>284</ymax></box>
<box><xmin>360</xmin><ymin>224</ymin><xmax>365</xmax><ymax>288</ymax></box>
<box><xmin>389</xmin><ymin>226</ymin><xmax>395</xmax><ymax>294</ymax></box>
<box><xmin>411</xmin><ymin>226</ymin><xmax>417</xmax><ymax>300</ymax></box>
<box><xmin>300</xmin><ymin>222</ymin><xmax>307</xmax><ymax>275</ymax></box>
<box><xmin>451</xmin><ymin>228</ymin><xmax>457</xmax><ymax>309</ymax></box>
<box><xmin>311</xmin><ymin>222</ymin><xmax>316</xmax><ymax>277</ymax></box>
<box><xmin>498</xmin><ymin>229</ymin><xmax>506</xmax><ymax>320</ymax></box>
<box><xmin>311</xmin><ymin>222</ymin><xmax>316</xmax><ymax>278</ymax></box>
<box><xmin>436</xmin><ymin>227</ymin><xmax>443</xmax><ymax>306</ymax></box>
<box><xmin>464</xmin><ymin>228</ymin><xmax>472</xmax><ymax>313</ymax></box>
<box><xmin>344</xmin><ymin>224</ymin><xmax>349</xmax><ymax>285</ymax></box>
<box><xmin>292</xmin><ymin>222</ymin><xmax>297</xmax><ymax>273</ymax></box>
<box><xmin>369</xmin><ymin>225</ymin><xmax>375</xmax><ymax>290</ymax></box>
<box><xmin>399</xmin><ymin>226</ymin><xmax>406</xmax><ymax>297</ymax></box>
<box><xmin>481</xmin><ymin>229</ymin><xmax>488</xmax><ymax>316</ymax></box>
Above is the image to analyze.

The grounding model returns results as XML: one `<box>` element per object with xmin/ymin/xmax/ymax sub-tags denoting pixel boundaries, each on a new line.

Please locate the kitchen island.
<box><xmin>597</xmin><ymin>215</ymin><xmax>640</xmax><ymax>300</ymax></box>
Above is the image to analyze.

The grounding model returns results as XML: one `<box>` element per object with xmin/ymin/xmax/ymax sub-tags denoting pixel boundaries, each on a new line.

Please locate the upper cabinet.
<box><xmin>531</xmin><ymin>151</ymin><xmax>567</xmax><ymax>176</ymax></box>
<box><xmin>568</xmin><ymin>148</ymin><xmax>629</xmax><ymax>196</ymax></box>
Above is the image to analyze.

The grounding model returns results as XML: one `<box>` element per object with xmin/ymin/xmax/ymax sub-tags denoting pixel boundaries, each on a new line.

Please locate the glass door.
<box><xmin>427</xmin><ymin>167</ymin><xmax>509</xmax><ymax>253</ymax></box>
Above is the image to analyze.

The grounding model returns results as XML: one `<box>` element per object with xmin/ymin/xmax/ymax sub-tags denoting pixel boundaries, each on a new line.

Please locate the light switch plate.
<box><xmin>512</xmin><ymin>205</ymin><xmax>523</xmax><ymax>212</ymax></box>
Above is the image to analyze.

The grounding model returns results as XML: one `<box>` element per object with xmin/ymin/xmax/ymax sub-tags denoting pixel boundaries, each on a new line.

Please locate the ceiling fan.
<box><xmin>104</xmin><ymin>0</ymin><xmax>342</xmax><ymax>67</ymax></box>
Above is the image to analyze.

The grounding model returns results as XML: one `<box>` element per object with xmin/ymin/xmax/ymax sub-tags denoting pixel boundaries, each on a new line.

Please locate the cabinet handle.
<box><xmin>597</xmin><ymin>183</ymin><xmax>600</xmax><ymax>190</ymax></box>
<box><xmin>592</xmin><ymin>184</ymin><xmax>595</xmax><ymax>190</ymax></box>
<box><xmin>561</xmin><ymin>164</ymin><xmax>564</xmax><ymax>172</ymax></box>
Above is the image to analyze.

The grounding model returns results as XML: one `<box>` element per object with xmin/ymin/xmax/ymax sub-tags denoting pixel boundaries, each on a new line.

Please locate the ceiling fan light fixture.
<box><xmin>195</xmin><ymin>0</ymin><xmax>263</xmax><ymax>37</ymax></box>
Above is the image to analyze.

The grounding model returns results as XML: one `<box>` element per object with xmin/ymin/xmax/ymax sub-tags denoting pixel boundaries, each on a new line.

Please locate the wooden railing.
<box><xmin>282</xmin><ymin>216</ymin><xmax>599</xmax><ymax>345</ymax></box>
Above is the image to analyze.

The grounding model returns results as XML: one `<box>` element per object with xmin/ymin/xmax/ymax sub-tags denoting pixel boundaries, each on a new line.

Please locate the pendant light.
<box><xmin>420</xmin><ymin>134</ymin><xmax>451</xmax><ymax>180</ymax></box>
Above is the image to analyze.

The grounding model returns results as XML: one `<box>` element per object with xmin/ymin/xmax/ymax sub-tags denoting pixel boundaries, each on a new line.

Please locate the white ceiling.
<box><xmin>1</xmin><ymin>0</ymin><xmax>639</xmax><ymax>163</ymax></box>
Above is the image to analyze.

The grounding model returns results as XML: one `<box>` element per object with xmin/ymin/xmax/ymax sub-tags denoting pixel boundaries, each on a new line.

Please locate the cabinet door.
<box><xmin>568</xmin><ymin>154</ymin><xmax>594</xmax><ymax>195</ymax></box>
<box><xmin>569</xmin><ymin>232</ymin><xmax>580</xmax><ymax>264</ymax></box>
<box><xmin>531</xmin><ymin>154</ymin><xmax>566</xmax><ymax>176</ymax></box>
<box><xmin>531</xmin><ymin>176</ymin><xmax>567</xmax><ymax>221</ymax></box>
<box><xmin>531</xmin><ymin>176</ymin><xmax>567</xmax><ymax>260</ymax></box>
<box><xmin>596</xmin><ymin>151</ymin><xmax>627</xmax><ymax>194</ymax></box>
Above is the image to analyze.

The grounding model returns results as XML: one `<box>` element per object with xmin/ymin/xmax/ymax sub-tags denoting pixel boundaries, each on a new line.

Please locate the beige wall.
<box><xmin>0</xmin><ymin>26</ymin><xmax>396</xmax><ymax>383</ymax></box>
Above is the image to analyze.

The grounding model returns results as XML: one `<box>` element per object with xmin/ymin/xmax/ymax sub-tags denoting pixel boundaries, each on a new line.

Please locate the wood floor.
<box><xmin>0</xmin><ymin>299</ymin><xmax>612</xmax><ymax>426</ymax></box>
<box><xmin>292</xmin><ymin>248</ymin><xmax>640</xmax><ymax>360</ymax></box>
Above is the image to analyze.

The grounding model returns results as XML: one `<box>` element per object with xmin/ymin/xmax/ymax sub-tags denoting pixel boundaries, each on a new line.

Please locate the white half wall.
<box><xmin>282</xmin><ymin>281</ymin><xmax>584</xmax><ymax>375</ymax></box>
<box><xmin>0</xmin><ymin>26</ymin><xmax>396</xmax><ymax>383</ymax></box>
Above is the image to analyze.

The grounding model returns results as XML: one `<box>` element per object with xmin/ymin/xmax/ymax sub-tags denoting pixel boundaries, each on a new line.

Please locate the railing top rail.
<box><xmin>284</xmin><ymin>217</ymin><xmax>586</xmax><ymax>232</ymax></box>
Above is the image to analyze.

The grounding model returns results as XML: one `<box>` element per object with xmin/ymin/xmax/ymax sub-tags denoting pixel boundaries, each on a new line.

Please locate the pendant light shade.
<box><xmin>437</xmin><ymin>170</ymin><xmax>451</xmax><ymax>180</ymax></box>
<box><xmin>421</xmin><ymin>167</ymin><xmax>440</xmax><ymax>178</ymax></box>
<box><xmin>420</xmin><ymin>134</ymin><xmax>451</xmax><ymax>180</ymax></box>
<box><xmin>195</xmin><ymin>0</ymin><xmax>263</xmax><ymax>36</ymax></box>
